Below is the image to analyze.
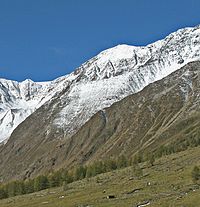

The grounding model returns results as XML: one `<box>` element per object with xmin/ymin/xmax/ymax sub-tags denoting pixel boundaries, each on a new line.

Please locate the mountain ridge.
<box><xmin>1</xmin><ymin>25</ymin><xmax>200</xmax><ymax>143</ymax></box>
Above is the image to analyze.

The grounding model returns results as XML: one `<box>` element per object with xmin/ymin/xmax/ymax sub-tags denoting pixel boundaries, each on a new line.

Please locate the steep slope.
<box><xmin>0</xmin><ymin>25</ymin><xmax>200</xmax><ymax>144</ymax></box>
<box><xmin>1</xmin><ymin>61</ymin><xmax>200</xmax><ymax>181</ymax></box>
<box><xmin>54</xmin><ymin>61</ymin><xmax>200</xmax><ymax>165</ymax></box>
<box><xmin>52</xmin><ymin>25</ymin><xmax>200</xmax><ymax>136</ymax></box>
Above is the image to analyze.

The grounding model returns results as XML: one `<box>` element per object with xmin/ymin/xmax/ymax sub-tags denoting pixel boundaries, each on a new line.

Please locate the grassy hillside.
<box><xmin>1</xmin><ymin>146</ymin><xmax>200</xmax><ymax>207</ymax></box>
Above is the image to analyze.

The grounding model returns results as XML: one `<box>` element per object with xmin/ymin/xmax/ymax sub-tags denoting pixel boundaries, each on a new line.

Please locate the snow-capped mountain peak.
<box><xmin>0</xmin><ymin>25</ymin><xmax>200</xmax><ymax>143</ymax></box>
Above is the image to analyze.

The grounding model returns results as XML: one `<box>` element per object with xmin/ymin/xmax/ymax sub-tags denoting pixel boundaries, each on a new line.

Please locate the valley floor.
<box><xmin>1</xmin><ymin>147</ymin><xmax>200</xmax><ymax>207</ymax></box>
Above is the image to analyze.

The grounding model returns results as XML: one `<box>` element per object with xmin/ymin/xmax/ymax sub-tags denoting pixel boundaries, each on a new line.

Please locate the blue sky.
<box><xmin>0</xmin><ymin>0</ymin><xmax>200</xmax><ymax>82</ymax></box>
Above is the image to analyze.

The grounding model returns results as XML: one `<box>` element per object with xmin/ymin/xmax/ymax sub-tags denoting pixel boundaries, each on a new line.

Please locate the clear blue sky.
<box><xmin>0</xmin><ymin>0</ymin><xmax>200</xmax><ymax>82</ymax></box>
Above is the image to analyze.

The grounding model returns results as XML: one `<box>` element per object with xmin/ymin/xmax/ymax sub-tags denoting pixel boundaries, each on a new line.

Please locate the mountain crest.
<box><xmin>0</xmin><ymin>25</ymin><xmax>200</xmax><ymax>143</ymax></box>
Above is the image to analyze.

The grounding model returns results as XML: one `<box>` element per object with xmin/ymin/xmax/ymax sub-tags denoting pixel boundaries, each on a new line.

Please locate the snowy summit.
<box><xmin>0</xmin><ymin>25</ymin><xmax>200</xmax><ymax>143</ymax></box>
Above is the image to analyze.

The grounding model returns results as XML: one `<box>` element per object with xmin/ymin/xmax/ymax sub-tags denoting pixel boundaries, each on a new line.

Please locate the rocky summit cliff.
<box><xmin>0</xmin><ymin>25</ymin><xmax>200</xmax><ymax>144</ymax></box>
<box><xmin>0</xmin><ymin>26</ymin><xmax>200</xmax><ymax>181</ymax></box>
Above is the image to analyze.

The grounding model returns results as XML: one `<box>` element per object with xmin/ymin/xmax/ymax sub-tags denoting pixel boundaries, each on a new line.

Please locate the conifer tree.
<box><xmin>192</xmin><ymin>166</ymin><xmax>200</xmax><ymax>183</ymax></box>
<box><xmin>34</xmin><ymin>175</ymin><xmax>49</xmax><ymax>191</ymax></box>
<box><xmin>148</xmin><ymin>153</ymin><xmax>155</xmax><ymax>166</ymax></box>
<box><xmin>74</xmin><ymin>165</ymin><xmax>86</xmax><ymax>180</ymax></box>
<box><xmin>133</xmin><ymin>164</ymin><xmax>143</xmax><ymax>178</ymax></box>
<box><xmin>0</xmin><ymin>187</ymin><xmax>7</xmax><ymax>199</ymax></box>
<box><xmin>24</xmin><ymin>179</ymin><xmax>34</xmax><ymax>194</ymax></box>
<box><xmin>117</xmin><ymin>155</ymin><xmax>128</xmax><ymax>169</ymax></box>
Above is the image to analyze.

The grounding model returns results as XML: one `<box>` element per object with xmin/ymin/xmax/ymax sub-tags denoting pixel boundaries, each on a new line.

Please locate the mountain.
<box><xmin>0</xmin><ymin>26</ymin><xmax>200</xmax><ymax>144</ymax></box>
<box><xmin>0</xmin><ymin>77</ymin><xmax>72</xmax><ymax>143</ymax></box>
<box><xmin>0</xmin><ymin>26</ymin><xmax>200</xmax><ymax>181</ymax></box>
<box><xmin>1</xmin><ymin>60</ymin><xmax>200</xmax><ymax>181</ymax></box>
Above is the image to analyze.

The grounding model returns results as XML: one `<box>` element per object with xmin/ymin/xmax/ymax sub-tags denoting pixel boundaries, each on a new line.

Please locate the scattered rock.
<box><xmin>146</xmin><ymin>182</ymin><xmax>151</xmax><ymax>186</ymax></box>
<box><xmin>49</xmin><ymin>191</ymin><xmax>56</xmax><ymax>194</ymax></box>
<box><xmin>107</xmin><ymin>195</ymin><xmax>115</xmax><ymax>199</ymax></box>
<box><xmin>36</xmin><ymin>194</ymin><xmax>44</xmax><ymax>197</ymax></box>
<box><xmin>136</xmin><ymin>201</ymin><xmax>150</xmax><ymax>207</ymax></box>
<box><xmin>126</xmin><ymin>188</ymin><xmax>143</xmax><ymax>194</ymax></box>
<box><xmin>41</xmin><ymin>201</ymin><xmax>49</xmax><ymax>204</ymax></box>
